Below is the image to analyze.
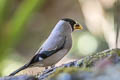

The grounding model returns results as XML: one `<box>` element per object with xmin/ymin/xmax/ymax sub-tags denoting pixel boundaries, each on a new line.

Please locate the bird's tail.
<box><xmin>9</xmin><ymin>63</ymin><xmax>29</xmax><ymax>76</ymax></box>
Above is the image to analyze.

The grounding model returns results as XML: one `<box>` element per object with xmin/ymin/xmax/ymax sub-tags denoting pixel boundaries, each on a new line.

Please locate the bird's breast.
<box><xmin>64</xmin><ymin>34</ymin><xmax>72</xmax><ymax>50</ymax></box>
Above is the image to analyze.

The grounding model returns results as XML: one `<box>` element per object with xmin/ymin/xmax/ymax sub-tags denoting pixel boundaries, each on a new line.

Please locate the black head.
<box><xmin>62</xmin><ymin>18</ymin><xmax>76</xmax><ymax>31</ymax></box>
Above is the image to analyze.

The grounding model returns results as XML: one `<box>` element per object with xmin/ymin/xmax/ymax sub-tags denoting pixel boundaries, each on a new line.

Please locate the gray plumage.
<box><xmin>9</xmin><ymin>18</ymin><xmax>82</xmax><ymax>76</ymax></box>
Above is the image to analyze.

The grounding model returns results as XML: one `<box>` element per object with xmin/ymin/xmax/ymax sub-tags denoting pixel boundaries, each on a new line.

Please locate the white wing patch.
<box><xmin>39</xmin><ymin>57</ymin><xmax>43</xmax><ymax>61</ymax></box>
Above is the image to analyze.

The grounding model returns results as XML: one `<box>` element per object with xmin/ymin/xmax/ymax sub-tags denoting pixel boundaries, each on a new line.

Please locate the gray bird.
<box><xmin>9</xmin><ymin>18</ymin><xmax>83</xmax><ymax>76</ymax></box>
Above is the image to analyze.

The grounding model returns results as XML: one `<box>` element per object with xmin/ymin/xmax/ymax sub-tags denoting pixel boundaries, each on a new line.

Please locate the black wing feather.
<box><xmin>30</xmin><ymin>36</ymin><xmax>66</xmax><ymax>64</ymax></box>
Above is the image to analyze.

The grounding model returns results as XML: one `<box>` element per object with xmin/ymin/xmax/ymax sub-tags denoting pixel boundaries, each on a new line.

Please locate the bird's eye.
<box><xmin>74</xmin><ymin>23</ymin><xmax>83</xmax><ymax>30</ymax></box>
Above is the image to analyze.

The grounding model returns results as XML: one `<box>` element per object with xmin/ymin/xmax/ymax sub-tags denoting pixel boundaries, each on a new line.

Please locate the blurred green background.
<box><xmin>0</xmin><ymin>0</ymin><xmax>117</xmax><ymax>76</ymax></box>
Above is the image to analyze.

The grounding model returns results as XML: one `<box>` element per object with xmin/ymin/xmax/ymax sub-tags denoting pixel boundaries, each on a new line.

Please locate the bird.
<box><xmin>9</xmin><ymin>18</ymin><xmax>83</xmax><ymax>76</ymax></box>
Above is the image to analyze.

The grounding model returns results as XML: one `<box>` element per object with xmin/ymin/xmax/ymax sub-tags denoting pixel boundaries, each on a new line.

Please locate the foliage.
<box><xmin>0</xmin><ymin>0</ymin><xmax>45</xmax><ymax>76</ymax></box>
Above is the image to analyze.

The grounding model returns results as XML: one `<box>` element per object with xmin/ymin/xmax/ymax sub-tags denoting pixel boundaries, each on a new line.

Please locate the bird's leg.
<box><xmin>51</xmin><ymin>65</ymin><xmax>55</xmax><ymax>68</ymax></box>
<box><xmin>45</xmin><ymin>67</ymin><xmax>48</xmax><ymax>70</ymax></box>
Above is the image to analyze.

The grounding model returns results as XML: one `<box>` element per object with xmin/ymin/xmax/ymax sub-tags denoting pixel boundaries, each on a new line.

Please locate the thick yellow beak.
<box><xmin>74</xmin><ymin>23</ymin><xmax>83</xmax><ymax>30</ymax></box>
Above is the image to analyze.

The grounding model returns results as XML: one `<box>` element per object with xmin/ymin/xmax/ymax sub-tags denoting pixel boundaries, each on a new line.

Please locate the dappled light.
<box><xmin>77</xmin><ymin>33</ymin><xmax>98</xmax><ymax>55</ymax></box>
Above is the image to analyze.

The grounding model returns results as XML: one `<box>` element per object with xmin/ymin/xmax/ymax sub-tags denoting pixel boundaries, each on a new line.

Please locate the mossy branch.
<box><xmin>38</xmin><ymin>48</ymin><xmax>120</xmax><ymax>80</ymax></box>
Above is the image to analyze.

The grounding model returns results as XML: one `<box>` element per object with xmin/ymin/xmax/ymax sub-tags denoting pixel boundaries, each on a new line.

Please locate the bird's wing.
<box><xmin>9</xmin><ymin>36</ymin><xmax>66</xmax><ymax>76</ymax></box>
<box><xmin>29</xmin><ymin>36</ymin><xmax>66</xmax><ymax>65</ymax></box>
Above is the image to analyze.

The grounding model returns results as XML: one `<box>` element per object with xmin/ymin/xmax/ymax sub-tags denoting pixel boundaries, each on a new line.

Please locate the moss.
<box><xmin>116</xmin><ymin>48</ymin><xmax>120</xmax><ymax>56</ymax></box>
<box><xmin>49</xmin><ymin>67</ymin><xmax>91</xmax><ymax>78</ymax></box>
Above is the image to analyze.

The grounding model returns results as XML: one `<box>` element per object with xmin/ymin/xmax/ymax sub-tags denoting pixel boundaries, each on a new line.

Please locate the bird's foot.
<box><xmin>51</xmin><ymin>65</ymin><xmax>55</xmax><ymax>68</ymax></box>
